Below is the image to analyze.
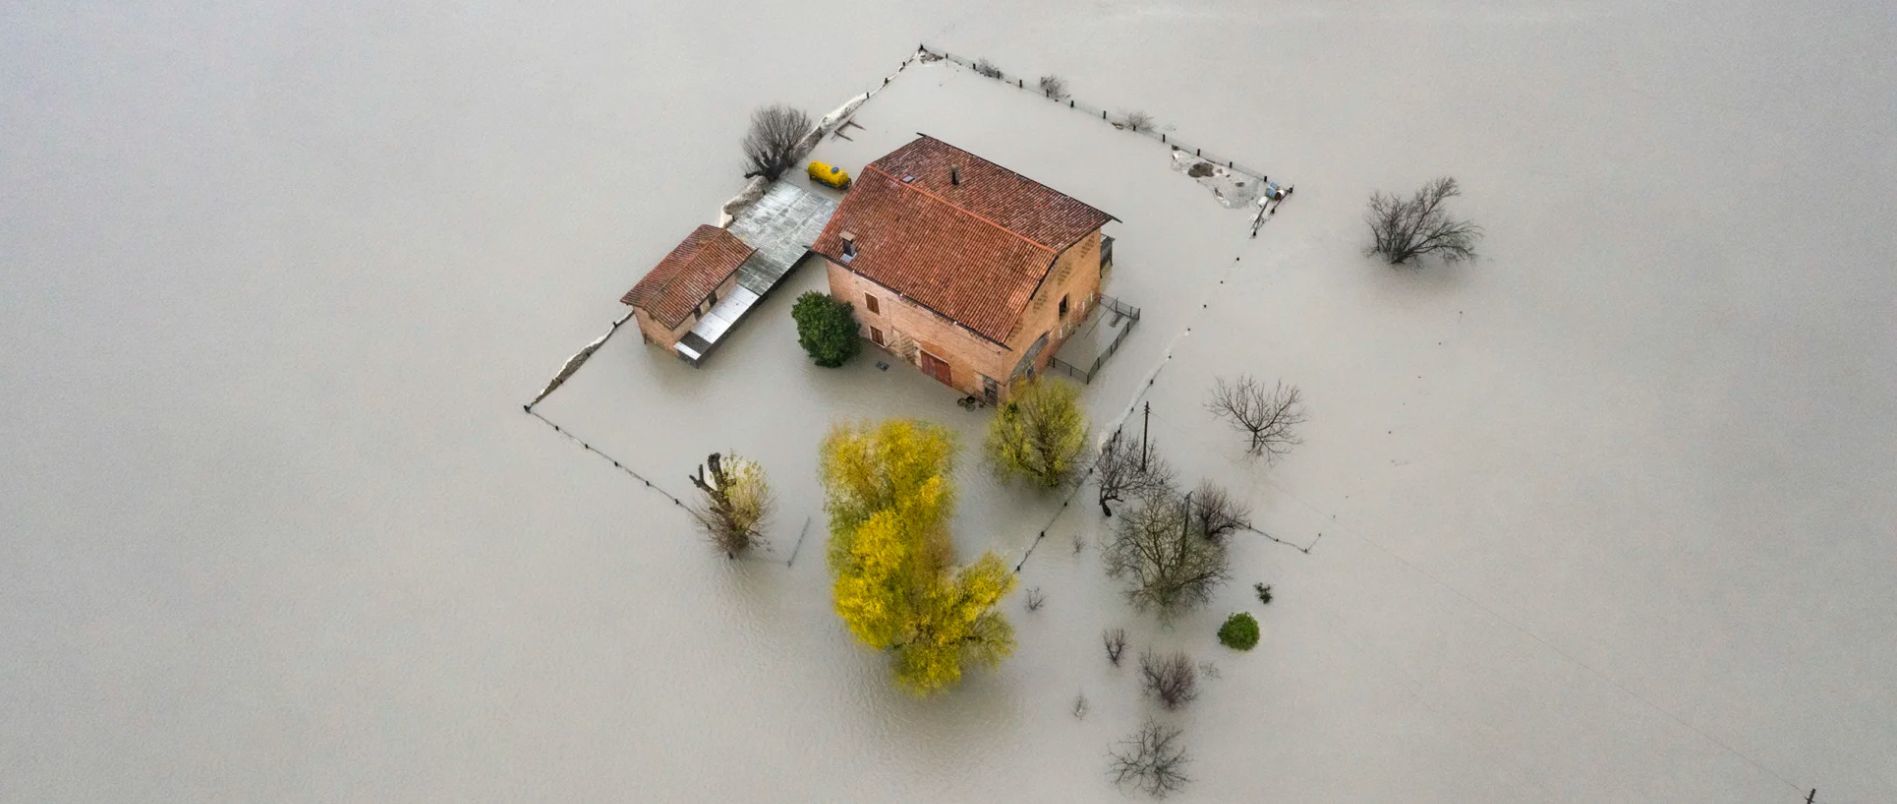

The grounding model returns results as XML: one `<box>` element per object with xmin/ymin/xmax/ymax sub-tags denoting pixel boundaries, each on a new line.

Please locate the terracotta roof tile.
<box><xmin>621</xmin><ymin>225</ymin><xmax>754</xmax><ymax>328</ymax></box>
<box><xmin>812</xmin><ymin>136</ymin><xmax>1112</xmax><ymax>343</ymax></box>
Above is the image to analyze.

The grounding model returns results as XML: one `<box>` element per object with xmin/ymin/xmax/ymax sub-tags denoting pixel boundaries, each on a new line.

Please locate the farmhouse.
<box><xmin>811</xmin><ymin>135</ymin><xmax>1120</xmax><ymax>403</ymax></box>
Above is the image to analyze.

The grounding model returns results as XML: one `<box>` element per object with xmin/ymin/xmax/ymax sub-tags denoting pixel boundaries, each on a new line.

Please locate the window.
<box><xmin>1058</xmin><ymin>294</ymin><xmax>1070</xmax><ymax>318</ymax></box>
<box><xmin>870</xmin><ymin>326</ymin><xmax>884</xmax><ymax>346</ymax></box>
<box><xmin>981</xmin><ymin>375</ymin><xmax>998</xmax><ymax>406</ymax></box>
<box><xmin>865</xmin><ymin>293</ymin><xmax>880</xmax><ymax>314</ymax></box>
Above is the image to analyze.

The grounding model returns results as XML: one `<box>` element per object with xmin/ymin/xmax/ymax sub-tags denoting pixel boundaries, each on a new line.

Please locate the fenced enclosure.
<box><xmin>1049</xmin><ymin>294</ymin><xmax>1141</xmax><ymax>383</ymax></box>
<box><xmin>919</xmin><ymin>45</ymin><xmax>1273</xmax><ymax>184</ymax></box>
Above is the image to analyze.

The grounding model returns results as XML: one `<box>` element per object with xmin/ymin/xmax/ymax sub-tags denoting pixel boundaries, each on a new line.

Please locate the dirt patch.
<box><xmin>1187</xmin><ymin>162</ymin><xmax>1215</xmax><ymax>178</ymax></box>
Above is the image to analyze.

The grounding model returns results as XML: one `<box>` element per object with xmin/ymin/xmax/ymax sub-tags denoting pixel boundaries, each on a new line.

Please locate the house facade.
<box><xmin>811</xmin><ymin>135</ymin><xmax>1116</xmax><ymax>403</ymax></box>
<box><xmin>621</xmin><ymin>224</ymin><xmax>754</xmax><ymax>355</ymax></box>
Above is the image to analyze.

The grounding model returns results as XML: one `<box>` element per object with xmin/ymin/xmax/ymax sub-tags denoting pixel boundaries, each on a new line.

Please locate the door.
<box><xmin>919</xmin><ymin>351</ymin><xmax>953</xmax><ymax>387</ymax></box>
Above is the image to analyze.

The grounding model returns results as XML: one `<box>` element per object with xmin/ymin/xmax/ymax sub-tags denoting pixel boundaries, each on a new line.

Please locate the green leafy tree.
<box><xmin>985</xmin><ymin>377</ymin><xmax>1089</xmax><ymax>488</ymax></box>
<box><xmin>792</xmin><ymin>292</ymin><xmax>861</xmax><ymax>368</ymax></box>
<box><xmin>821</xmin><ymin>419</ymin><xmax>1016</xmax><ymax>694</ymax></box>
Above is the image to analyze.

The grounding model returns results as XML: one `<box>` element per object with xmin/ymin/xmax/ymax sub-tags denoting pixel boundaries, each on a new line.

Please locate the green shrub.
<box><xmin>791</xmin><ymin>291</ymin><xmax>861</xmax><ymax>368</ymax></box>
<box><xmin>1217</xmin><ymin>612</ymin><xmax>1259</xmax><ymax>651</ymax></box>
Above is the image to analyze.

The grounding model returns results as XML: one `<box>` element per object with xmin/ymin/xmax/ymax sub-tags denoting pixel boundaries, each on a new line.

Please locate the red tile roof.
<box><xmin>812</xmin><ymin>136</ymin><xmax>1113</xmax><ymax>344</ymax></box>
<box><xmin>621</xmin><ymin>224</ymin><xmax>755</xmax><ymax>327</ymax></box>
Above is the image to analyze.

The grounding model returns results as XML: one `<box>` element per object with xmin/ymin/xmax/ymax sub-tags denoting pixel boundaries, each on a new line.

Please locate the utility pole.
<box><xmin>1141</xmin><ymin>401</ymin><xmax>1152</xmax><ymax>471</ymax></box>
<box><xmin>1806</xmin><ymin>790</ymin><xmax>1816</xmax><ymax>804</ymax></box>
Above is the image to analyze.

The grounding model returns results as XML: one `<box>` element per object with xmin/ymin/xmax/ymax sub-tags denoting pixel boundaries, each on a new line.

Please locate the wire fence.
<box><xmin>918</xmin><ymin>45</ymin><xmax>1274</xmax><ymax>183</ymax></box>
<box><xmin>514</xmin><ymin>44</ymin><xmax>1825</xmax><ymax>798</ymax></box>
<box><xmin>1048</xmin><ymin>294</ymin><xmax>1141</xmax><ymax>384</ymax></box>
<box><xmin>524</xmin><ymin>42</ymin><xmax>1304</xmax><ymax>577</ymax></box>
<box><xmin>526</xmin><ymin>408</ymin><xmax>815</xmax><ymax>566</ymax></box>
<box><xmin>525</xmin><ymin>409</ymin><xmax>702</xmax><ymax>518</ymax></box>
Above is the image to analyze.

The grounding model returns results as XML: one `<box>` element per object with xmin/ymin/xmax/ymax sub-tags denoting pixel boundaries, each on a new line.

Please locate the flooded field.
<box><xmin>4</xmin><ymin>1</ymin><xmax>1893</xmax><ymax>800</ymax></box>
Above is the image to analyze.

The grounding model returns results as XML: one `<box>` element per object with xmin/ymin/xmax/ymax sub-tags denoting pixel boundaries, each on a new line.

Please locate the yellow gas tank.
<box><xmin>807</xmin><ymin>160</ymin><xmax>852</xmax><ymax>189</ymax></box>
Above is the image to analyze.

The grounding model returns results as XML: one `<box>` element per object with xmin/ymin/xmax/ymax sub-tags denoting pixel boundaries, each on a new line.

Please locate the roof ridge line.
<box><xmin>862</xmin><ymin>163</ymin><xmax>1056</xmax><ymax>253</ymax></box>
<box><xmin>914</xmin><ymin>134</ymin><xmax>1118</xmax><ymax>223</ymax></box>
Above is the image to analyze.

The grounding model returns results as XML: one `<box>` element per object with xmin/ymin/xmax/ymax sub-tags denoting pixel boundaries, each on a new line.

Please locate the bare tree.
<box><xmin>1093</xmin><ymin>429</ymin><xmax>1175</xmax><ymax>517</ymax></box>
<box><xmin>688</xmin><ymin>452</ymin><xmax>773</xmax><ymax>558</ymax></box>
<box><xmin>1205</xmin><ymin>375</ymin><xmax>1305</xmax><ymax>460</ymax></box>
<box><xmin>973</xmin><ymin>58</ymin><xmax>1003</xmax><ymax>79</ymax></box>
<box><xmin>1102</xmin><ymin>491</ymin><xmax>1230</xmax><ymax>617</ymax></box>
<box><xmin>740</xmin><ymin>104</ymin><xmax>813</xmax><ymax>181</ymax></box>
<box><xmin>1124</xmin><ymin>110</ymin><xmax>1155</xmax><ymax>132</ymax></box>
<box><xmin>1365</xmin><ymin>176</ymin><xmax>1483</xmax><ymax>265</ymax></box>
<box><xmin>1025</xmin><ymin>587</ymin><xmax>1046</xmax><ymax>612</ymax></box>
<box><xmin>1139</xmin><ymin>649</ymin><xmax>1199</xmax><ymax>710</ymax></box>
<box><xmin>1102</xmin><ymin>628</ymin><xmax>1128</xmax><ymax>666</ymax></box>
<box><xmin>1038</xmin><ymin>74</ymin><xmax>1067</xmax><ymax>99</ymax></box>
<box><xmin>1109</xmin><ymin>720</ymin><xmax>1191</xmax><ymax>798</ymax></box>
<box><xmin>1188</xmin><ymin>480</ymin><xmax>1250</xmax><ymax>541</ymax></box>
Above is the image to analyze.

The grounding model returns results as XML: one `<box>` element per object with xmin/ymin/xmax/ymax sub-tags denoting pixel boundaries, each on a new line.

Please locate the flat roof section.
<box><xmin>674</xmin><ymin>183</ymin><xmax>839</xmax><ymax>364</ymax></box>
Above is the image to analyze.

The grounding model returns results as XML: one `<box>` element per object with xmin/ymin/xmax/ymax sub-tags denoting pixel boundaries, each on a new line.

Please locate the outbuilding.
<box><xmin>620</xmin><ymin>224</ymin><xmax>756</xmax><ymax>360</ymax></box>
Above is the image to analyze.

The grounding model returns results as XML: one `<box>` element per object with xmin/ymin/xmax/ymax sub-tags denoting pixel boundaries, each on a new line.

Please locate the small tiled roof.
<box><xmin>621</xmin><ymin>225</ymin><xmax>755</xmax><ymax>327</ymax></box>
<box><xmin>812</xmin><ymin>136</ymin><xmax>1113</xmax><ymax>343</ymax></box>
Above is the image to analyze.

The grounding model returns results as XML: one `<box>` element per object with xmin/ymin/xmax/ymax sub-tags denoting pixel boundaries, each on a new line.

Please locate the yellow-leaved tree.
<box><xmin>821</xmin><ymin>419</ymin><xmax>1017</xmax><ymax>694</ymax></box>
<box><xmin>985</xmin><ymin>377</ymin><xmax>1090</xmax><ymax>489</ymax></box>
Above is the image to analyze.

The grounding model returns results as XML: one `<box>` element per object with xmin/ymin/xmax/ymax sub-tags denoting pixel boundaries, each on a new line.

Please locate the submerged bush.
<box><xmin>1139</xmin><ymin>649</ymin><xmax>1198</xmax><ymax>710</ymax></box>
<box><xmin>1217</xmin><ymin>612</ymin><xmax>1259</xmax><ymax>651</ymax></box>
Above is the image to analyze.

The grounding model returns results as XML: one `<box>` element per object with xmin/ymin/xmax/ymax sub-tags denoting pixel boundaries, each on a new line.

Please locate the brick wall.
<box><xmin>824</xmin><ymin>227</ymin><xmax>1103</xmax><ymax>400</ymax></box>
<box><xmin>1007</xmin><ymin>229</ymin><xmax>1104</xmax><ymax>376</ymax></box>
<box><xmin>631</xmin><ymin>272</ymin><xmax>739</xmax><ymax>351</ymax></box>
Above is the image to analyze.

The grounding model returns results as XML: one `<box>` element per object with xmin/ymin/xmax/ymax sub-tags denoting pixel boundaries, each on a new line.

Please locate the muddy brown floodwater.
<box><xmin>4</xmin><ymin>1</ymin><xmax>1894</xmax><ymax>800</ymax></box>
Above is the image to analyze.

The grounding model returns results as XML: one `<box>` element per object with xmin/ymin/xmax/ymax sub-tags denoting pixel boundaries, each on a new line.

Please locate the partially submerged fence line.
<box><xmin>525</xmin><ymin>407</ymin><xmax>800</xmax><ymax>565</ymax></box>
<box><xmin>525</xmin><ymin>408</ymin><xmax>702</xmax><ymax>516</ymax></box>
<box><xmin>918</xmin><ymin>44</ymin><xmax>1274</xmax><ymax>183</ymax></box>
<box><xmin>1014</xmin><ymin>243</ymin><xmax>1325</xmax><ymax>573</ymax></box>
<box><xmin>783</xmin><ymin>516</ymin><xmax>813</xmax><ymax>568</ymax></box>
<box><xmin>720</xmin><ymin>49</ymin><xmax>932</xmax><ymax>226</ymax></box>
<box><xmin>523</xmin><ymin>43</ymin><xmax>1308</xmax><ymax>575</ymax></box>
